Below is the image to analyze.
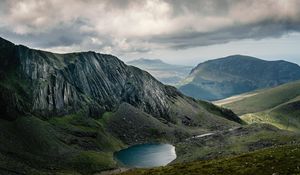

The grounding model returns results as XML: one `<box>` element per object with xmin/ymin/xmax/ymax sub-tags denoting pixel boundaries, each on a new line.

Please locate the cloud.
<box><xmin>0</xmin><ymin>0</ymin><xmax>300</xmax><ymax>55</ymax></box>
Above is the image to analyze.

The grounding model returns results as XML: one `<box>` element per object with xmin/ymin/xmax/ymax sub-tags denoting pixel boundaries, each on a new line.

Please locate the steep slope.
<box><xmin>127</xmin><ymin>58</ymin><xmax>192</xmax><ymax>85</ymax></box>
<box><xmin>0</xmin><ymin>37</ymin><xmax>242</xmax><ymax>174</ymax></box>
<box><xmin>216</xmin><ymin>81</ymin><xmax>300</xmax><ymax>131</ymax></box>
<box><xmin>0</xmin><ymin>36</ymin><xmax>241</xmax><ymax>126</ymax></box>
<box><xmin>179</xmin><ymin>55</ymin><xmax>300</xmax><ymax>101</ymax></box>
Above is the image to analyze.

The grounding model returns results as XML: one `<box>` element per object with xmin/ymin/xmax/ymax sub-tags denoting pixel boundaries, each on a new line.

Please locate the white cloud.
<box><xmin>1</xmin><ymin>0</ymin><xmax>300</xmax><ymax>56</ymax></box>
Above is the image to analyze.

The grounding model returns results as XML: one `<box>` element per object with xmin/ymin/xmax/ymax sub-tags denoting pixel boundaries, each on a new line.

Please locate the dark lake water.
<box><xmin>114</xmin><ymin>143</ymin><xmax>176</xmax><ymax>168</ymax></box>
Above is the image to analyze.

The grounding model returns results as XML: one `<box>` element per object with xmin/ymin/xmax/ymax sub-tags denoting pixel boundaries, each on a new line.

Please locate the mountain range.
<box><xmin>179</xmin><ymin>55</ymin><xmax>300</xmax><ymax>101</ymax></box>
<box><xmin>0</xmin><ymin>37</ymin><xmax>243</xmax><ymax>174</ymax></box>
<box><xmin>1</xmin><ymin>37</ymin><xmax>300</xmax><ymax>175</ymax></box>
<box><xmin>127</xmin><ymin>58</ymin><xmax>192</xmax><ymax>85</ymax></box>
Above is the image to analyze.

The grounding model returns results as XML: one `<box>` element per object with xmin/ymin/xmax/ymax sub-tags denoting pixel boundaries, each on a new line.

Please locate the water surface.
<box><xmin>115</xmin><ymin>143</ymin><xmax>176</xmax><ymax>168</ymax></box>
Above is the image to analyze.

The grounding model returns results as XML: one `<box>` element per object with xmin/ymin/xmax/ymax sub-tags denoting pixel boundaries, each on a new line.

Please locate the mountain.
<box><xmin>0</xmin><ymin>37</ymin><xmax>242</xmax><ymax>174</ymax></box>
<box><xmin>215</xmin><ymin>80</ymin><xmax>300</xmax><ymax>131</ymax></box>
<box><xmin>127</xmin><ymin>58</ymin><xmax>192</xmax><ymax>85</ymax></box>
<box><xmin>179</xmin><ymin>55</ymin><xmax>300</xmax><ymax>101</ymax></box>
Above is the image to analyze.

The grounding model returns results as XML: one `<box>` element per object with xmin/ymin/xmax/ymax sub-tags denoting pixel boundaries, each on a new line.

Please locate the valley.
<box><xmin>1</xmin><ymin>1</ymin><xmax>300</xmax><ymax>175</ymax></box>
<box><xmin>0</xmin><ymin>37</ymin><xmax>245</xmax><ymax>174</ymax></box>
<box><xmin>0</xmin><ymin>36</ymin><xmax>300</xmax><ymax>175</ymax></box>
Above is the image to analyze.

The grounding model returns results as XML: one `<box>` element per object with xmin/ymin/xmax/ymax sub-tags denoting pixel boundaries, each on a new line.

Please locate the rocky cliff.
<box><xmin>0</xmin><ymin>37</ymin><xmax>182</xmax><ymax>120</ymax></box>
<box><xmin>0</xmin><ymin>37</ymin><xmax>242</xmax><ymax>124</ymax></box>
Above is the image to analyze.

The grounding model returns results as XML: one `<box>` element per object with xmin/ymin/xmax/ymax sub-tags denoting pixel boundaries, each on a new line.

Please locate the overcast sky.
<box><xmin>1</xmin><ymin>0</ymin><xmax>300</xmax><ymax>65</ymax></box>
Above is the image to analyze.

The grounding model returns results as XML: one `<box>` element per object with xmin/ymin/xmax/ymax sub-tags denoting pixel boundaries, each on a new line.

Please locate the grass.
<box><xmin>173</xmin><ymin>123</ymin><xmax>300</xmax><ymax>163</ymax></box>
<box><xmin>98</xmin><ymin>112</ymin><xmax>113</xmax><ymax>126</ymax></box>
<box><xmin>198</xmin><ymin>100</ymin><xmax>245</xmax><ymax>124</ymax></box>
<box><xmin>70</xmin><ymin>151</ymin><xmax>116</xmax><ymax>174</ymax></box>
<box><xmin>218</xmin><ymin>81</ymin><xmax>300</xmax><ymax>132</ymax></box>
<box><xmin>242</xmin><ymin>110</ymin><xmax>300</xmax><ymax>132</ymax></box>
<box><xmin>0</xmin><ymin>113</ymin><xmax>125</xmax><ymax>175</ymax></box>
<box><xmin>48</xmin><ymin>113</ymin><xmax>100</xmax><ymax>132</ymax></box>
<box><xmin>223</xmin><ymin>81</ymin><xmax>300</xmax><ymax>115</ymax></box>
<box><xmin>120</xmin><ymin>144</ymin><xmax>300</xmax><ymax>175</ymax></box>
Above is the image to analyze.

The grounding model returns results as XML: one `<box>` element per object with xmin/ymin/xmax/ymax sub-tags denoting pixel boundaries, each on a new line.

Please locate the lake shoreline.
<box><xmin>114</xmin><ymin>143</ymin><xmax>176</xmax><ymax>168</ymax></box>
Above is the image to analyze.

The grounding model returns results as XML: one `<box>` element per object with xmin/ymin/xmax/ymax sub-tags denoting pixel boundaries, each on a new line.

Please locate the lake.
<box><xmin>114</xmin><ymin>143</ymin><xmax>176</xmax><ymax>168</ymax></box>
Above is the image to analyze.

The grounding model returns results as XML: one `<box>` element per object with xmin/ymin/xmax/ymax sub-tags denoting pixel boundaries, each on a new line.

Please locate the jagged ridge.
<box><xmin>0</xmin><ymin>37</ymin><xmax>183</xmax><ymax>120</ymax></box>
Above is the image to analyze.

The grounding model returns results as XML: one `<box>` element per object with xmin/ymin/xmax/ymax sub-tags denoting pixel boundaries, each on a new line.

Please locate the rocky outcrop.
<box><xmin>0</xmin><ymin>37</ymin><xmax>243</xmax><ymax>127</ymax></box>
<box><xmin>0</xmin><ymin>37</ymin><xmax>183</xmax><ymax>121</ymax></box>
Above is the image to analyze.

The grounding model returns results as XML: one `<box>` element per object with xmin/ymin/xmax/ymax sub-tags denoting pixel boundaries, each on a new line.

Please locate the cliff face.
<box><xmin>0</xmin><ymin>37</ymin><xmax>182</xmax><ymax>120</ymax></box>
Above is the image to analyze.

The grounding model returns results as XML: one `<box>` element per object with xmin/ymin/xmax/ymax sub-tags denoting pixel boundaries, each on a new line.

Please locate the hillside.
<box><xmin>127</xmin><ymin>58</ymin><xmax>192</xmax><ymax>85</ymax></box>
<box><xmin>0</xmin><ymin>37</ymin><xmax>242</xmax><ymax>174</ymax></box>
<box><xmin>216</xmin><ymin>81</ymin><xmax>300</xmax><ymax>131</ymax></box>
<box><xmin>120</xmin><ymin>143</ymin><xmax>300</xmax><ymax>175</ymax></box>
<box><xmin>179</xmin><ymin>55</ymin><xmax>300</xmax><ymax>101</ymax></box>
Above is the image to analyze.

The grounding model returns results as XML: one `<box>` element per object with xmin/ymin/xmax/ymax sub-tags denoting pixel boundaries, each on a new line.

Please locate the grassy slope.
<box><xmin>0</xmin><ymin>114</ymin><xmax>124</xmax><ymax>175</ymax></box>
<box><xmin>0</xmin><ymin>102</ymin><xmax>240</xmax><ymax>175</ymax></box>
<box><xmin>218</xmin><ymin>81</ymin><xmax>300</xmax><ymax>131</ymax></box>
<box><xmin>174</xmin><ymin>124</ymin><xmax>300</xmax><ymax>163</ymax></box>
<box><xmin>120</xmin><ymin>143</ymin><xmax>300</xmax><ymax>175</ymax></box>
<box><xmin>222</xmin><ymin>81</ymin><xmax>300</xmax><ymax>115</ymax></box>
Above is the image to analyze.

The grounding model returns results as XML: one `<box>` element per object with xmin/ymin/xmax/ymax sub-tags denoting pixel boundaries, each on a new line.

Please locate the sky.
<box><xmin>0</xmin><ymin>0</ymin><xmax>300</xmax><ymax>66</ymax></box>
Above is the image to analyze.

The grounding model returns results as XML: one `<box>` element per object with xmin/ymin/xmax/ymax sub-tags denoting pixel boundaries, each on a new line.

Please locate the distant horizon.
<box><xmin>2</xmin><ymin>35</ymin><xmax>300</xmax><ymax>67</ymax></box>
<box><xmin>126</xmin><ymin>54</ymin><xmax>300</xmax><ymax>67</ymax></box>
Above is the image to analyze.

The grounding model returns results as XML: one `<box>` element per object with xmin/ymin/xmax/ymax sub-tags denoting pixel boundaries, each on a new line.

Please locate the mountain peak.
<box><xmin>206</xmin><ymin>55</ymin><xmax>262</xmax><ymax>64</ymax></box>
<box><xmin>0</xmin><ymin>36</ymin><xmax>15</xmax><ymax>47</ymax></box>
<box><xmin>180</xmin><ymin>55</ymin><xmax>300</xmax><ymax>101</ymax></box>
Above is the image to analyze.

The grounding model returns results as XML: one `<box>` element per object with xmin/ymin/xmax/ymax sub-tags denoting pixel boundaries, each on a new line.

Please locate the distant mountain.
<box><xmin>179</xmin><ymin>55</ymin><xmax>300</xmax><ymax>101</ymax></box>
<box><xmin>0</xmin><ymin>37</ymin><xmax>241</xmax><ymax>174</ymax></box>
<box><xmin>215</xmin><ymin>80</ymin><xmax>300</xmax><ymax>131</ymax></box>
<box><xmin>127</xmin><ymin>58</ymin><xmax>192</xmax><ymax>85</ymax></box>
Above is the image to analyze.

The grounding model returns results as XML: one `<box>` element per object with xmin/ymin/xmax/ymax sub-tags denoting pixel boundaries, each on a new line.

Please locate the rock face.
<box><xmin>0</xmin><ymin>37</ymin><xmax>181</xmax><ymax>120</ymax></box>
<box><xmin>0</xmin><ymin>37</ymin><xmax>242</xmax><ymax>125</ymax></box>
<box><xmin>179</xmin><ymin>55</ymin><xmax>300</xmax><ymax>101</ymax></box>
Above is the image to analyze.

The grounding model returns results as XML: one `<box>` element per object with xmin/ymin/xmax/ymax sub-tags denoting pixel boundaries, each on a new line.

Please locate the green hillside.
<box><xmin>120</xmin><ymin>143</ymin><xmax>300</xmax><ymax>175</ymax></box>
<box><xmin>217</xmin><ymin>81</ymin><xmax>300</xmax><ymax>131</ymax></box>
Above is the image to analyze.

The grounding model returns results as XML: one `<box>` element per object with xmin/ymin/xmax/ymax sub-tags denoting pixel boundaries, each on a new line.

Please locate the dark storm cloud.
<box><xmin>151</xmin><ymin>20</ymin><xmax>300</xmax><ymax>49</ymax></box>
<box><xmin>0</xmin><ymin>0</ymin><xmax>300</xmax><ymax>54</ymax></box>
<box><xmin>0</xmin><ymin>19</ymin><xmax>98</xmax><ymax>49</ymax></box>
<box><xmin>166</xmin><ymin>0</ymin><xmax>232</xmax><ymax>16</ymax></box>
